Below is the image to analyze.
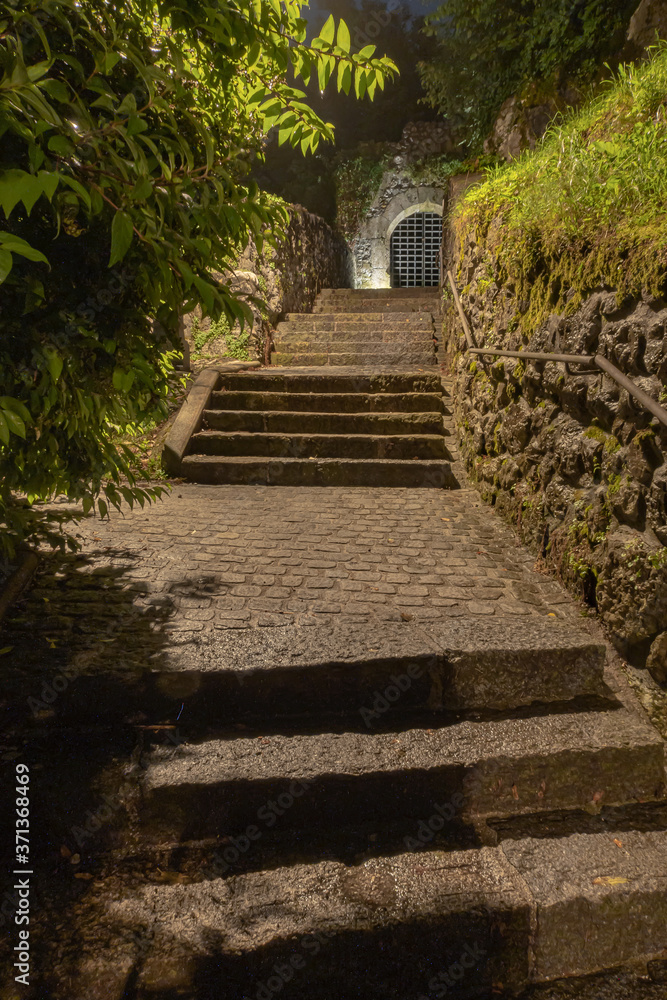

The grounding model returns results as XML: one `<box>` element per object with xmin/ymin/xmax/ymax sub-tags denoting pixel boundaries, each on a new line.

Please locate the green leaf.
<box><xmin>193</xmin><ymin>276</ymin><xmax>216</xmax><ymax>313</ymax></box>
<box><xmin>130</xmin><ymin>177</ymin><xmax>153</xmax><ymax>200</ymax></box>
<box><xmin>126</xmin><ymin>115</ymin><xmax>148</xmax><ymax>136</ymax></box>
<box><xmin>0</xmin><ymin>170</ymin><xmax>40</xmax><ymax>217</ymax></box>
<box><xmin>97</xmin><ymin>498</ymin><xmax>108</xmax><ymax>519</ymax></box>
<box><xmin>357</xmin><ymin>44</ymin><xmax>376</xmax><ymax>59</ymax></box>
<box><xmin>337</xmin><ymin>20</ymin><xmax>350</xmax><ymax>53</ymax></box>
<box><xmin>44</xmin><ymin>347</ymin><xmax>63</xmax><ymax>384</ymax></box>
<box><xmin>0</xmin><ymin>412</ymin><xmax>9</xmax><ymax>446</ymax></box>
<box><xmin>109</xmin><ymin>211</ymin><xmax>134</xmax><ymax>266</ymax></box>
<box><xmin>247</xmin><ymin>41</ymin><xmax>261</xmax><ymax>68</ymax></box>
<box><xmin>47</xmin><ymin>135</ymin><xmax>75</xmax><ymax>158</ymax></box>
<box><xmin>40</xmin><ymin>79</ymin><xmax>70</xmax><ymax>103</ymax></box>
<box><xmin>337</xmin><ymin>62</ymin><xmax>352</xmax><ymax>95</ymax></box>
<box><xmin>0</xmin><ymin>232</ymin><xmax>49</xmax><ymax>265</ymax></box>
<box><xmin>38</xmin><ymin>170</ymin><xmax>59</xmax><ymax>201</ymax></box>
<box><xmin>0</xmin><ymin>397</ymin><xmax>31</xmax><ymax>423</ymax></box>
<box><xmin>319</xmin><ymin>14</ymin><xmax>335</xmax><ymax>45</ymax></box>
<box><xmin>0</xmin><ymin>248</ymin><xmax>12</xmax><ymax>283</ymax></box>
<box><xmin>2</xmin><ymin>409</ymin><xmax>25</xmax><ymax>438</ymax></box>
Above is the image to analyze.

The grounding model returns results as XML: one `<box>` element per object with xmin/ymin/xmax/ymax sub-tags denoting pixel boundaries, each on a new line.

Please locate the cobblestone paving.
<box><xmin>28</xmin><ymin>486</ymin><xmax>578</xmax><ymax>639</ymax></box>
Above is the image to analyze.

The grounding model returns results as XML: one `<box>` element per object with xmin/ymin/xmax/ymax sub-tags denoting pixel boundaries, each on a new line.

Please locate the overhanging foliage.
<box><xmin>0</xmin><ymin>0</ymin><xmax>396</xmax><ymax>555</ymax></box>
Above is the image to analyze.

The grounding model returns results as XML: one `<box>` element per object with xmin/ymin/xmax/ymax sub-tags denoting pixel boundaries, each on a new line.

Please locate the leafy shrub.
<box><xmin>0</xmin><ymin>0</ymin><xmax>396</xmax><ymax>555</ymax></box>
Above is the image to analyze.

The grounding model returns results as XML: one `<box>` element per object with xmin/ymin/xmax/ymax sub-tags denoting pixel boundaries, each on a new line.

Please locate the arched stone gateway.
<box><xmin>351</xmin><ymin>187</ymin><xmax>444</xmax><ymax>289</ymax></box>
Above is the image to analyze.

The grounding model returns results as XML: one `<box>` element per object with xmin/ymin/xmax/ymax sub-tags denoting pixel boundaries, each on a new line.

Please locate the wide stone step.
<box><xmin>273</xmin><ymin>338</ymin><xmax>435</xmax><ymax>354</ymax></box>
<box><xmin>215</xmin><ymin>371</ymin><xmax>443</xmax><ymax>393</ymax></box>
<box><xmin>179</xmin><ymin>455</ymin><xmax>457</xmax><ymax>487</ymax></box>
<box><xmin>132</xmin><ymin>702</ymin><xmax>664</xmax><ymax>848</ymax></box>
<box><xmin>275</xmin><ymin>330</ymin><xmax>434</xmax><ymax>347</ymax></box>
<box><xmin>50</xmin><ymin>832</ymin><xmax>667</xmax><ymax>999</ymax></box>
<box><xmin>270</xmin><ymin>351</ymin><xmax>436</xmax><ymax>367</ymax></box>
<box><xmin>314</xmin><ymin>301</ymin><xmax>440</xmax><ymax>313</ymax></box>
<box><xmin>46</xmin><ymin>617</ymin><xmax>608</xmax><ymax>728</ymax></box>
<box><xmin>209</xmin><ymin>390</ymin><xmax>445</xmax><ymax>413</ymax></box>
<box><xmin>283</xmin><ymin>313</ymin><xmax>435</xmax><ymax>327</ymax></box>
<box><xmin>188</xmin><ymin>431</ymin><xmax>449</xmax><ymax>460</ymax></box>
<box><xmin>202</xmin><ymin>409</ymin><xmax>447</xmax><ymax>435</ymax></box>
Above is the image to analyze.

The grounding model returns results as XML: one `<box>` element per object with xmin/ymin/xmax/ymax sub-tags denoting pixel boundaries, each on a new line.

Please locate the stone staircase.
<box><xmin>174</xmin><ymin>370</ymin><xmax>460</xmax><ymax>487</ymax></box>
<box><xmin>11</xmin><ymin>284</ymin><xmax>665</xmax><ymax>998</ymax></box>
<box><xmin>29</xmin><ymin>611</ymin><xmax>667</xmax><ymax>998</ymax></box>
<box><xmin>271</xmin><ymin>287</ymin><xmax>440</xmax><ymax>367</ymax></box>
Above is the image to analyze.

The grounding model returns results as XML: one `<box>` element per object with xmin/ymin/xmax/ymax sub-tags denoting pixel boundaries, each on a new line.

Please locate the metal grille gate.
<box><xmin>389</xmin><ymin>212</ymin><xmax>442</xmax><ymax>287</ymax></box>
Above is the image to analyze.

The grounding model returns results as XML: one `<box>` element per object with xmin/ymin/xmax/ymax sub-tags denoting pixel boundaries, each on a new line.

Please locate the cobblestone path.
<box><xmin>33</xmin><ymin>486</ymin><xmax>575</xmax><ymax>638</ymax></box>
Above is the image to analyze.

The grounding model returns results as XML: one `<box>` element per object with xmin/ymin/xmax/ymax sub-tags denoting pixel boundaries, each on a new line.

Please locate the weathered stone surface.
<box><xmin>503</xmin><ymin>830</ymin><xmax>667</xmax><ymax>980</ymax></box>
<box><xmin>443</xmin><ymin>224</ymin><xmax>667</xmax><ymax>661</ymax></box>
<box><xmin>178</xmin><ymin>361</ymin><xmax>451</xmax><ymax>486</ymax></box>
<box><xmin>647</xmin><ymin>630</ymin><xmax>667</xmax><ymax>685</ymax></box>
<box><xmin>183</xmin><ymin>206</ymin><xmax>350</xmax><ymax>364</ymax></box>
<box><xmin>36</xmin><ymin>848</ymin><xmax>530</xmax><ymax>1000</ymax></box>
<box><xmin>134</xmin><ymin>692</ymin><xmax>663</xmax><ymax>845</ymax></box>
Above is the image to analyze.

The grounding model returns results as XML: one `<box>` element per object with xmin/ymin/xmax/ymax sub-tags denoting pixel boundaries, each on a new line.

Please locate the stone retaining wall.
<box><xmin>442</xmin><ymin>228</ymin><xmax>667</xmax><ymax>678</ymax></box>
<box><xmin>184</xmin><ymin>204</ymin><xmax>351</xmax><ymax>362</ymax></box>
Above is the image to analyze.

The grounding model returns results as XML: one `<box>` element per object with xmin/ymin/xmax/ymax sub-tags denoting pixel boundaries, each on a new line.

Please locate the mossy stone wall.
<box><xmin>443</xmin><ymin>218</ymin><xmax>667</xmax><ymax>675</ymax></box>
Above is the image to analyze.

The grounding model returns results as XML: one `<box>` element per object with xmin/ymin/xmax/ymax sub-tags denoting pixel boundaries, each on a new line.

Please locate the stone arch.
<box><xmin>386</xmin><ymin>200</ymin><xmax>443</xmax><ymax>239</ymax></box>
<box><xmin>353</xmin><ymin>185</ymin><xmax>444</xmax><ymax>288</ymax></box>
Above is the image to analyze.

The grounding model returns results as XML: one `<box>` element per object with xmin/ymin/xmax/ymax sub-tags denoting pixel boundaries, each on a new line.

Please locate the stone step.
<box><xmin>209</xmin><ymin>390</ymin><xmax>446</xmax><ymax>413</ymax></box>
<box><xmin>179</xmin><ymin>455</ymin><xmax>458</xmax><ymax>487</ymax></box>
<box><xmin>47</xmin><ymin>831</ymin><xmax>667</xmax><ymax>998</ymax></box>
<box><xmin>188</xmin><ymin>431</ymin><xmax>449</xmax><ymax>460</ymax></box>
<box><xmin>214</xmin><ymin>371</ymin><xmax>443</xmax><ymax>393</ymax></box>
<box><xmin>273</xmin><ymin>338</ymin><xmax>435</xmax><ymax>354</ymax></box>
<box><xmin>283</xmin><ymin>313</ymin><xmax>435</xmax><ymax>327</ymax></box>
<box><xmin>314</xmin><ymin>301</ymin><xmax>440</xmax><ymax>314</ymax></box>
<box><xmin>130</xmin><ymin>700</ymin><xmax>664</xmax><ymax>850</ymax></box>
<box><xmin>40</xmin><ymin>617</ymin><xmax>609</xmax><ymax>728</ymax></box>
<box><xmin>276</xmin><ymin>330</ymin><xmax>435</xmax><ymax>347</ymax></box>
<box><xmin>202</xmin><ymin>409</ymin><xmax>447</xmax><ymax>436</ymax></box>
<box><xmin>270</xmin><ymin>351</ymin><xmax>437</xmax><ymax>367</ymax></box>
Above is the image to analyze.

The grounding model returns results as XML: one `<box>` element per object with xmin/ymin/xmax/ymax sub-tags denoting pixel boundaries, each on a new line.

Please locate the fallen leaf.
<box><xmin>548</xmin><ymin>613</ymin><xmax>556</xmax><ymax>618</ymax></box>
<box><xmin>70</xmin><ymin>854</ymin><xmax>81</xmax><ymax>865</ymax></box>
<box><xmin>400</xmin><ymin>612</ymin><xmax>414</xmax><ymax>621</ymax></box>
<box><xmin>512</xmin><ymin>784</ymin><xmax>519</xmax><ymax>800</ymax></box>
<box><xmin>593</xmin><ymin>876</ymin><xmax>629</xmax><ymax>886</ymax></box>
<box><xmin>441</xmin><ymin>518</ymin><xmax>450</xmax><ymax>522</ymax></box>
<box><xmin>60</xmin><ymin>845</ymin><xmax>72</xmax><ymax>858</ymax></box>
<box><xmin>614</xmin><ymin>838</ymin><xmax>623</xmax><ymax>848</ymax></box>
<box><xmin>0</xmin><ymin>647</ymin><xmax>13</xmax><ymax>656</ymax></box>
<box><xmin>74</xmin><ymin>872</ymin><xmax>93</xmax><ymax>880</ymax></box>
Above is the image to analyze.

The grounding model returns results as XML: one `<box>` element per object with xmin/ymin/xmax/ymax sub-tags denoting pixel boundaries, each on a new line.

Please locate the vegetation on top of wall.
<box><xmin>406</xmin><ymin>153</ymin><xmax>497</xmax><ymax>187</ymax></box>
<box><xmin>334</xmin><ymin>146</ymin><xmax>393</xmax><ymax>238</ymax></box>
<box><xmin>419</xmin><ymin>0</ymin><xmax>638</xmax><ymax>153</ymax></box>
<box><xmin>454</xmin><ymin>45</ymin><xmax>667</xmax><ymax>336</ymax></box>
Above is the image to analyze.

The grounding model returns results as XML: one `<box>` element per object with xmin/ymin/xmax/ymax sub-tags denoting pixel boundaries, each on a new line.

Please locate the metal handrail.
<box><xmin>447</xmin><ymin>270</ymin><xmax>667</xmax><ymax>429</ymax></box>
